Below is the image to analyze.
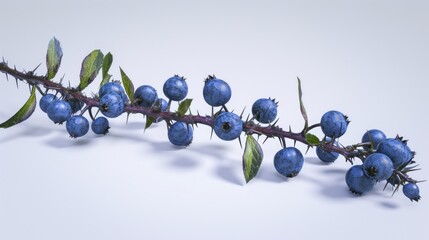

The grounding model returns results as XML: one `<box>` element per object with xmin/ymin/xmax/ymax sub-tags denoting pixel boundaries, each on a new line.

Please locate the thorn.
<box><xmin>262</xmin><ymin>136</ymin><xmax>269</xmax><ymax>144</ymax></box>
<box><xmin>240</xmin><ymin>106</ymin><xmax>246</xmax><ymax>118</ymax></box>
<box><xmin>293</xmin><ymin>140</ymin><xmax>297</xmax><ymax>147</ymax></box>
<box><xmin>5</xmin><ymin>73</ymin><xmax>9</xmax><ymax>81</ymax></box>
<box><xmin>238</xmin><ymin>136</ymin><xmax>243</xmax><ymax>149</ymax></box>
<box><xmin>272</xmin><ymin>118</ymin><xmax>279</xmax><ymax>126</ymax></box>
<box><xmin>210</xmin><ymin>127</ymin><xmax>214</xmax><ymax>140</ymax></box>
<box><xmin>126</xmin><ymin>113</ymin><xmax>130</xmax><ymax>124</ymax></box>
<box><xmin>32</xmin><ymin>63</ymin><xmax>42</xmax><ymax>73</ymax></box>
<box><xmin>15</xmin><ymin>78</ymin><xmax>19</xmax><ymax>88</ymax></box>
<box><xmin>289</xmin><ymin>125</ymin><xmax>292</xmax><ymax>132</ymax></box>
<box><xmin>305</xmin><ymin>146</ymin><xmax>311</xmax><ymax>154</ymax></box>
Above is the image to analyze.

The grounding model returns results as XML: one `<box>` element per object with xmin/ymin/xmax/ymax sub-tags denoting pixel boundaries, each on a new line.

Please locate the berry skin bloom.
<box><xmin>213</xmin><ymin>112</ymin><xmax>243</xmax><ymax>141</ymax></box>
<box><xmin>320</xmin><ymin>110</ymin><xmax>348</xmax><ymax>138</ymax></box>
<box><xmin>251</xmin><ymin>98</ymin><xmax>278</xmax><ymax>124</ymax></box>
<box><xmin>402</xmin><ymin>183</ymin><xmax>421</xmax><ymax>202</ymax></box>
<box><xmin>134</xmin><ymin>85</ymin><xmax>158</xmax><ymax>107</ymax></box>
<box><xmin>273</xmin><ymin>147</ymin><xmax>304</xmax><ymax>178</ymax></box>
<box><xmin>362</xmin><ymin>153</ymin><xmax>394</xmax><ymax>181</ymax></box>
<box><xmin>99</xmin><ymin>81</ymin><xmax>128</xmax><ymax>102</ymax></box>
<box><xmin>99</xmin><ymin>93</ymin><xmax>125</xmax><ymax>118</ymax></box>
<box><xmin>203</xmin><ymin>76</ymin><xmax>232</xmax><ymax>107</ymax></box>
<box><xmin>91</xmin><ymin>116</ymin><xmax>110</xmax><ymax>135</ymax></box>
<box><xmin>168</xmin><ymin>121</ymin><xmax>193</xmax><ymax>147</ymax></box>
<box><xmin>376</xmin><ymin>138</ymin><xmax>409</xmax><ymax>168</ymax></box>
<box><xmin>316</xmin><ymin>137</ymin><xmax>339</xmax><ymax>163</ymax></box>
<box><xmin>163</xmin><ymin>75</ymin><xmax>188</xmax><ymax>101</ymax></box>
<box><xmin>66</xmin><ymin>115</ymin><xmax>89</xmax><ymax>138</ymax></box>
<box><xmin>345</xmin><ymin>165</ymin><xmax>376</xmax><ymax>195</ymax></box>
<box><xmin>47</xmin><ymin>100</ymin><xmax>72</xmax><ymax>124</ymax></box>
<box><xmin>39</xmin><ymin>93</ymin><xmax>58</xmax><ymax>113</ymax></box>
<box><xmin>361</xmin><ymin>129</ymin><xmax>386</xmax><ymax>150</ymax></box>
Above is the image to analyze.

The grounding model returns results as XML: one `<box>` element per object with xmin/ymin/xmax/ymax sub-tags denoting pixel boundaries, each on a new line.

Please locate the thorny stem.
<box><xmin>0</xmin><ymin>62</ymin><xmax>415</xmax><ymax>177</ymax></box>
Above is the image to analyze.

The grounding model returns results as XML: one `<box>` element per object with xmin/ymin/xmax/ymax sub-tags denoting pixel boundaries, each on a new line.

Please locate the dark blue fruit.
<box><xmin>47</xmin><ymin>100</ymin><xmax>72</xmax><ymax>124</ymax></box>
<box><xmin>402</xmin><ymin>182</ymin><xmax>421</xmax><ymax>202</ymax></box>
<box><xmin>316</xmin><ymin>137</ymin><xmax>339</xmax><ymax>163</ymax></box>
<box><xmin>39</xmin><ymin>93</ymin><xmax>58</xmax><ymax>113</ymax></box>
<box><xmin>213</xmin><ymin>112</ymin><xmax>243</xmax><ymax>141</ymax></box>
<box><xmin>99</xmin><ymin>93</ymin><xmax>125</xmax><ymax>118</ymax></box>
<box><xmin>91</xmin><ymin>116</ymin><xmax>109</xmax><ymax>135</ymax></box>
<box><xmin>376</xmin><ymin>138</ymin><xmax>409</xmax><ymax>168</ymax></box>
<box><xmin>363</xmin><ymin>153</ymin><xmax>394</xmax><ymax>181</ymax></box>
<box><xmin>274</xmin><ymin>147</ymin><xmax>304</xmax><ymax>178</ymax></box>
<box><xmin>320</xmin><ymin>110</ymin><xmax>348</xmax><ymax>138</ymax></box>
<box><xmin>345</xmin><ymin>165</ymin><xmax>376</xmax><ymax>195</ymax></box>
<box><xmin>251</xmin><ymin>98</ymin><xmax>278</xmax><ymax>124</ymax></box>
<box><xmin>203</xmin><ymin>76</ymin><xmax>232</xmax><ymax>107</ymax></box>
<box><xmin>99</xmin><ymin>81</ymin><xmax>128</xmax><ymax>102</ymax></box>
<box><xmin>134</xmin><ymin>85</ymin><xmax>158</xmax><ymax>107</ymax></box>
<box><xmin>362</xmin><ymin>129</ymin><xmax>386</xmax><ymax>150</ymax></box>
<box><xmin>168</xmin><ymin>121</ymin><xmax>193</xmax><ymax>147</ymax></box>
<box><xmin>66</xmin><ymin>115</ymin><xmax>89</xmax><ymax>138</ymax></box>
<box><xmin>163</xmin><ymin>75</ymin><xmax>188</xmax><ymax>101</ymax></box>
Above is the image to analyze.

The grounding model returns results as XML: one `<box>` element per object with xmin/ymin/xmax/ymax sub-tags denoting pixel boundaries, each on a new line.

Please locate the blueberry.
<box><xmin>213</xmin><ymin>112</ymin><xmax>243</xmax><ymax>141</ymax></box>
<box><xmin>345</xmin><ymin>165</ymin><xmax>376</xmax><ymax>195</ymax></box>
<box><xmin>363</xmin><ymin>153</ymin><xmax>394</xmax><ymax>181</ymax></box>
<box><xmin>99</xmin><ymin>81</ymin><xmax>128</xmax><ymax>102</ymax></box>
<box><xmin>155</xmin><ymin>98</ymin><xmax>168</xmax><ymax>111</ymax></box>
<box><xmin>168</xmin><ymin>121</ymin><xmax>193</xmax><ymax>147</ymax></box>
<box><xmin>316</xmin><ymin>137</ymin><xmax>339</xmax><ymax>163</ymax></box>
<box><xmin>251</xmin><ymin>98</ymin><xmax>278</xmax><ymax>124</ymax></box>
<box><xmin>39</xmin><ymin>93</ymin><xmax>58</xmax><ymax>113</ymax></box>
<box><xmin>376</xmin><ymin>138</ymin><xmax>409</xmax><ymax>168</ymax></box>
<box><xmin>402</xmin><ymin>182</ymin><xmax>421</xmax><ymax>202</ymax></box>
<box><xmin>91</xmin><ymin>116</ymin><xmax>110</xmax><ymax>135</ymax></box>
<box><xmin>66</xmin><ymin>115</ymin><xmax>89</xmax><ymax>138</ymax></box>
<box><xmin>203</xmin><ymin>76</ymin><xmax>232</xmax><ymax>107</ymax></box>
<box><xmin>47</xmin><ymin>100</ymin><xmax>72</xmax><ymax>124</ymax></box>
<box><xmin>134</xmin><ymin>85</ymin><xmax>158</xmax><ymax>107</ymax></box>
<box><xmin>99</xmin><ymin>93</ymin><xmax>125</xmax><ymax>118</ymax></box>
<box><xmin>163</xmin><ymin>75</ymin><xmax>188</xmax><ymax>101</ymax></box>
<box><xmin>274</xmin><ymin>147</ymin><xmax>304</xmax><ymax>178</ymax></box>
<box><xmin>362</xmin><ymin>129</ymin><xmax>386</xmax><ymax>150</ymax></box>
<box><xmin>320</xmin><ymin>110</ymin><xmax>348</xmax><ymax>138</ymax></box>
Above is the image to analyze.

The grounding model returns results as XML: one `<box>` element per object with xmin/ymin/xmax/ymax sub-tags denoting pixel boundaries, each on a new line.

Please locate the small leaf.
<box><xmin>78</xmin><ymin>50</ymin><xmax>104</xmax><ymax>90</ymax></box>
<box><xmin>145</xmin><ymin>115</ymin><xmax>155</xmax><ymax>130</ymax></box>
<box><xmin>305</xmin><ymin>133</ymin><xmax>320</xmax><ymax>146</ymax></box>
<box><xmin>177</xmin><ymin>98</ymin><xmax>193</xmax><ymax>117</ymax></box>
<box><xmin>102</xmin><ymin>52</ymin><xmax>113</xmax><ymax>80</ymax></box>
<box><xmin>243</xmin><ymin>134</ymin><xmax>264</xmax><ymax>183</ymax></box>
<box><xmin>0</xmin><ymin>86</ymin><xmax>37</xmax><ymax>128</ymax></box>
<box><xmin>46</xmin><ymin>37</ymin><xmax>63</xmax><ymax>80</ymax></box>
<box><xmin>297</xmin><ymin>77</ymin><xmax>308</xmax><ymax>131</ymax></box>
<box><xmin>120</xmin><ymin>67</ymin><xmax>135</xmax><ymax>103</ymax></box>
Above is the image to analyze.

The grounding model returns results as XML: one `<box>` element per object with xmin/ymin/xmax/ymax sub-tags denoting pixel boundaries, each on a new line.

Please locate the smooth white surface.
<box><xmin>1</xmin><ymin>1</ymin><xmax>428</xmax><ymax>239</ymax></box>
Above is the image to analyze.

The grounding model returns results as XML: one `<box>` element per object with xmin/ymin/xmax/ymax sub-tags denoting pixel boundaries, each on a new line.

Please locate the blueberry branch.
<box><xmin>0</xmin><ymin>49</ymin><xmax>422</xmax><ymax>201</ymax></box>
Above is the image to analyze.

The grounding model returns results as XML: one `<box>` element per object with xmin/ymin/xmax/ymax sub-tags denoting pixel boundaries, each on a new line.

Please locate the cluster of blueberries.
<box><xmin>38</xmin><ymin>75</ymin><xmax>420</xmax><ymax>201</ymax></box>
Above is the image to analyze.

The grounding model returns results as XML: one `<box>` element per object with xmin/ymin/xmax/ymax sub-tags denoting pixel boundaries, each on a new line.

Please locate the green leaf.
<box><xmin>78</xmin><ymin>50</ymin><xmax>104</xmax><ymax>90</ymax></box>
<box><xmin>102</xmin><ymin>52</ymin><xmax>113</xmax><ymax>80</ymax></box>
<box><xmin>46</xmin><ymin>37</ymin><xmax>63</xmax><ymax>80</ymax></box>
<box><xmin>145</xmin><ymin>115</ymin><xmax>155</xmax><ymax>130</ymax></box>
<box><xmin>0</xmin><ymin>86</ymin><xmax>37</xmax><ymax>128</ymax></box>
<box><xmin>305</xmin><ymin>133</ymin><xmax>320</xmax><ymax>146</ymax></box>
<box><xmin>120</xmin><ymin>67</ymin><xmax>135</xmax><ymax>103</ymax></box>
<box><xmin>242</xmin><ymin>134</ymin><xmax>264</xmax><ymax>183</ymax></box>
<box><xmin>297</xmin><ymin>77</ymin><xmax>308</xmax><ymax>131</ymax></box>
<box><xmin>177</xmin><ymin>98</ymin><xmax>193</xmax><ymax>117</ymax></box>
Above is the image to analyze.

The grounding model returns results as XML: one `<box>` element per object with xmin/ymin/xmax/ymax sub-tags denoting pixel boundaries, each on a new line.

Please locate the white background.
<box><xmin>1</xmin><ymin>1</ymin><xmax>428</xmax><ymax>239</ymax></box>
